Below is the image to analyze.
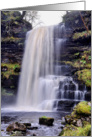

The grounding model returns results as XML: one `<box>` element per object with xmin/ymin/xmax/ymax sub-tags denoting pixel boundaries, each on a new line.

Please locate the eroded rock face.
<box><xmin>39</xmin><ymin>117</ymin><xmax>54</xmax><ymax>126</ymax></box>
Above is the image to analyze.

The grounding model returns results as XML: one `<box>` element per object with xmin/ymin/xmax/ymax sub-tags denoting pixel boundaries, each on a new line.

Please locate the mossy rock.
<box><xmin>59</xmin><ymin>124</ymin><xmax>91</xmax><ymax>136</ymax></box>
<box><xmin>75</xmin><ymin>101</ymin><xmax>91</xmax><ymax>116</ymax></box>
<box><xmin>75</xmin><ymin>69</ymin><xmax>91</xmax><ymax>88</ymax></box>
<box><xmin>6</xmin><ymin>122</ymin><xmax>26</xmax><ymax>132</ymax></box>
<box><xmin>39</xmin><ymin>116</ymin><xmax>54</xmax><ymax>126</ymax></box>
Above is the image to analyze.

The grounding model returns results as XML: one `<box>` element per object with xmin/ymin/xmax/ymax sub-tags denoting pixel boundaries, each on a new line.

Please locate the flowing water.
<box><xmin>16</xmin><ymin>24</ymin><xmax>87</xmax><ymax>111</ymax></box>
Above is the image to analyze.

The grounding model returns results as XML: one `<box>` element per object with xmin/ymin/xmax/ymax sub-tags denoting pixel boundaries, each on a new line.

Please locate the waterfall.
<box><xmin>16</xmin><ymin>24</ymin><xmax>87</xmax><ymax>111</ymax></box>
<box><xmin>17</xmin><ymin>26</ymin><xmax>54</xmax><ymax>109</ymax></box>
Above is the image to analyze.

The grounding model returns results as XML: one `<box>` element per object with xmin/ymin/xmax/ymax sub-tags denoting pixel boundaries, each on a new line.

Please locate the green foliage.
<box><xmin>73</xmin><ymin>31</ymin><xmax>91</xmax><ymax>40</ymax></box>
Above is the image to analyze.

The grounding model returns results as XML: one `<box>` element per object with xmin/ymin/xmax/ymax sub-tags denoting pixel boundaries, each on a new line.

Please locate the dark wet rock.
<box><xmin>6</xmin><ymin>122</ymin><xmax>26</xmax><ymax>132</ymax></box>
<box><xmin>1</xmin><ymin>115</ymin><xmax>17</xmax><ymax>123</ymax></box>
<box><xmin>23</xmin><ymin>123</ymin><xmax>32</xmax><ymax>130</ymax></box>
<box><xmin>1</xmin><ymin>74</ymin><xmax>19</xmax><ymax>90</ymax></box>
<box><xmin>85</xmin><ymin>92</ymin><xmax>91</xmax><ymax>101</ymax></box>
<box><xmin>27</xmin><ymin>126</ymin><xmax>38</xmax><ymax>130</ymax></box>
<box><xmin>14</xmin><ymin>67</ymin><xmax>21</xmax><ymax>72</ymax></box>
<box><xmin>39</xmin><ymin>116</ymin><xmax>54</xmax><ymax>126</ymax></box>
<box><xmin>23</xmin><ymin>123</ymin><xmax>31</xmax><ymax>127</ymax></box>
<box><xmin>32</xmin><ymin>133</ymin><xmax>36</xmax><ymax>136</ymax></box>
<box><xmin>69</xmin><ymin>84</ymin><xmax>76</xmax><ymax>91</ymax></box>
<box><xmin>57</xmin><ymin>100</ymin><xmax>79</xmax><ymax>111</ymax></box>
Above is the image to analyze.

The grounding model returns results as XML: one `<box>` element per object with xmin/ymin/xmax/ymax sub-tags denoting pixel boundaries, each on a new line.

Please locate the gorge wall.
<box><xmin>56</xmin><ymin>11</ymin><xmax>91</xmax><ymax>101</ymax></box>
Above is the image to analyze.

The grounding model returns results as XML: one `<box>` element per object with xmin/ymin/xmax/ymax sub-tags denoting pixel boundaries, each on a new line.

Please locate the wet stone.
<box><xmin>39</xmin><ymin>117</ymin><xmax>54</xmax><ymax>126</ymax></box>
<box><xmin>28</xmin><ymin>127</ymin><xmax>38</xmax><ymax>130</ymax></box>
<box><xmin>6</xmin><ymin>122</ymin><xmax>26</xmax><ymax>132</ymax></box>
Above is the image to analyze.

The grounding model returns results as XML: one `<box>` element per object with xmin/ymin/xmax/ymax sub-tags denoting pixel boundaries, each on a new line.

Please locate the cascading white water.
<box><xmin>17</xmin><ymin>26</ymin><xmax>54</xmax><ymax>110</ymax></box>
<box><xmin>16</xmin><ymin>24</ymin><xmax>87</xmax><ymax>111</ymax></box>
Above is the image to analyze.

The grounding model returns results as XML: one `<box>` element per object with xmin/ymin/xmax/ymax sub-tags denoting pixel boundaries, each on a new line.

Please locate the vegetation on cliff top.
<box><xmin>1</xmin><ymin>11</ymin><xmax>32</xmax><ymax>45</ymax></box>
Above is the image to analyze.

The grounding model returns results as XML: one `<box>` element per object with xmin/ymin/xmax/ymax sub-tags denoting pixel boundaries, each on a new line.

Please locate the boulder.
<box><xmin>6</xmin><ymin>122</ymin><xmax>26</xmax><ymax>132</ymax></box>
<box><xmin>39</xmin><ymin>116</ymin><xmax>54</xmax><ymax>126</ymax></box>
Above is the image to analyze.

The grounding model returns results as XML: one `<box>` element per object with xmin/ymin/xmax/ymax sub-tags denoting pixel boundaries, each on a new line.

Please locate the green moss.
<box><xmin>60</xmin><ymin>124</ymin><xmax>91</xmax><ymax>136</ymax></box>
<box><xmin>40</xmin><ymin>116</ymin><xmax>53</xmax><ymax>119</ymax></box>
<box><xmin>1</xmin><ymin>63</ymin><xmax>20</xmax><ymax>78</ymax></box>
<box><xmin>74</xmin><ymin>52</ymin><xmax>80</xmax><ymax>56</ymax></box>
<box><xmin>41</xmin><ymin>116</ymin><xmax>48</xmax><ymax>119</ymax></box>
<box><xmin>75</xmin><ymin>69</ymin><xmax>91</xmax><ymax>88</ymax></box>
<box><xmin>1</xmin><ymin>37</ymin><xmax>23</xmax><ymax>43</ymax></box>
<box><xmin>75</xmin><ymin>101</ymin><xmax>91</xmax><ymax>115</ymax></box>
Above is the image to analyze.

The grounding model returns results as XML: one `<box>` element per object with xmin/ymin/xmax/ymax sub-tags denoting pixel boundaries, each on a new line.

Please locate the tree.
<box><xmin>23</xmin><ymin>11</ymin><xmax>41</xmax><ymax>27</ymax></box>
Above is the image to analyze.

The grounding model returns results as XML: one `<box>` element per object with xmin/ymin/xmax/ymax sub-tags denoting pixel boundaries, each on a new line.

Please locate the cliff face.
<box><xmin>1</xmin><ymin>11</ymin><xmax>32</xmax><ymax>92</ymax></box>
<box><xmin>58</xmin><ymin>11</ymin><xmax>91</xmax><ymax>99</ymax></box>
<box><xmin>1</xmin><ymin>11</ymin><xmax>32</xmax><ymax>64</ymax></box>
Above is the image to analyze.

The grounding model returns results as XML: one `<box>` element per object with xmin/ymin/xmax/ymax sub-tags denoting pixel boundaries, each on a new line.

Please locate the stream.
<box><xmin>1</xmin><ymin>111</ymin><xmax>70</xmax><ymax>136</ymax></box>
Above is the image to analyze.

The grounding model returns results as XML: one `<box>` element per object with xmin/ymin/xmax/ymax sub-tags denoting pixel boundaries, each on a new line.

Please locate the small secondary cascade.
<box><xmin>17</xmin><ymin>24</ymin><xmax>87</xmax><ymax>111</ymax></box>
